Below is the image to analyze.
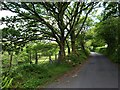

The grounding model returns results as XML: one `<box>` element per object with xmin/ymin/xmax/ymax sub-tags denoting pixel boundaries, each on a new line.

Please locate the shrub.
<box><xmin>66</xmin><ymin>53</ymin><xmax>79</xmax><ymax>65</ymax></box>
<box><xmin>98</xmin><ymin>48</ymin><xmax>107</xmax><ymax>55</ymax></box>
<box><xmin>65</xmin><ymin>50</ymin><xmax>88</xmax><ymax>66</ymax></box>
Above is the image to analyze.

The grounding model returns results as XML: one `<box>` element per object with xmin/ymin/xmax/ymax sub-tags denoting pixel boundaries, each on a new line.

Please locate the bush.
<box><xmin>98</xmin><ymin>48</ymin><xmax>107</xmax><ymax>55</ymax></box>
<box><xmin>9</xmin><ymin>64</ymin><xmax>51</xmax><ymax>88</ymax></box>
<box><xmin>65</xmin><ymin>50</ymin><xmax>88</xmax><ymax>66</ymax></box>
<box><xmin>98</xmin><ymin>47</ymin><xmax>120</xmax><ymax>63</ymax></box>
<box><xmin>66</xmin><ymin>53</ymin><xmax>79</xmax><ymax>65</ymax></box>
<box><xmin>109</xmin><ymin>51</ymin><xmax>120</xmax><ymax>63</ymax></box>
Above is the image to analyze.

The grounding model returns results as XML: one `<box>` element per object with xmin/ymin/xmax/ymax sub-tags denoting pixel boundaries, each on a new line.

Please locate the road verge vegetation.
<box><xmin>2</xmin><ymin>51</ymin><xmax>89</xmax><ymax>88</ymax></box>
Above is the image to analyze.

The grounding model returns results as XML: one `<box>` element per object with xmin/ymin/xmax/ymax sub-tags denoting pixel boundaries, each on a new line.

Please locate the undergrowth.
<box><xmin>9</xmin><ymin>63</ymin><xmax>72</xmax><ymax>88</ymax></box>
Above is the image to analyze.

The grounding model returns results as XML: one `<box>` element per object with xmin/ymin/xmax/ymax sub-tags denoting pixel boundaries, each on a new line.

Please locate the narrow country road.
<box><xmin>46</xmin><ymin>52</ymin><xmax>118</xmax><ymax>88</ymax></box>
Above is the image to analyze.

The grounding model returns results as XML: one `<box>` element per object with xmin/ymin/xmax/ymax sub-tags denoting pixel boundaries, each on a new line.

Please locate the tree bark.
<box><xmin>58</xmin><ymin>40</ymin><xmax>65</xmax><ymax>63</ymax></box>
<box><xmin>70</xmin><ymin>30</ymin><xmax>76</xmax><ymax>53</ymax></box>
<box><xmin>66</xmin><ymin>40</ymin><xmax>70</xmax><ymax>55</ymax></box>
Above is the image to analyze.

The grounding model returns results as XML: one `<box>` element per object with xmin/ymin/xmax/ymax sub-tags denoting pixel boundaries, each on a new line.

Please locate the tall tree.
<box><xmin>1</xmin><ymin>2</ymin><xmax>98</xmax><ymax>61</ymax></box>
<box><xmin>96</xmin><ymin>17</ymin><xmax>120</xmax><ymax>63</ymax></box>
<box><xmin>66</xmin><ymin>2</ymin><xmax>98</xmax><ymax>53</ymax></box>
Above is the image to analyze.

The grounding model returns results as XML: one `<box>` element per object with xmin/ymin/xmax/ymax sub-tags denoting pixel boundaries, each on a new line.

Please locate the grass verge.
<box><xmin>3</xmin><ymin>51</ymin><xmax>89</xmax><ymax>89</ymax></box>
<box><xmin>9</xmin><ymin>62</ymin><xmax>72</xmax><ymax>88</ymax></box>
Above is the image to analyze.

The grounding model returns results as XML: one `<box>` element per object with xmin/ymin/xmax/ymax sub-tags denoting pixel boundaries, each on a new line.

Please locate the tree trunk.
<box><xmin>66</xmin><ymin>40</ymin><xmax>70</xmax><ymax>55</ymax></box>
<box><xmin>35</xmin><ymin>50</ymin><xmax>38</xmax><ymax>64</ymax></box>
<box><xmin>58</xmin><ymin>40</ymin><xmax>65</xmax><ymax>63</ymax></box>
<box><xmin>70</xmin><ymin>30</ymin><xmax>76</xmax><ymax>53</ymax></box>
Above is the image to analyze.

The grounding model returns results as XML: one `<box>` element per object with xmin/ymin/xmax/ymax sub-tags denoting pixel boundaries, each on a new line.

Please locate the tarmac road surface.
<box><xmin>46</xmin><ymin>52</ymin><xmax>118</xmax><ymax>88</ymax></box>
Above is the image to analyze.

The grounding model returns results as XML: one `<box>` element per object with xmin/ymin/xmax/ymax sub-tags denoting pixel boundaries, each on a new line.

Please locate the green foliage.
<box><xmin>8</xmin><ymin>63</ymin><xmax>72</xmax><ymax>88</ymax></box>
<box><xmin>95</xmin><ymin>17</ymin><xmax>120</xmax><ymax>63</ymax></box>
<box><xmin>2</xmin><ymin>75</ymin><xmax>13</xmax><ymax>89</ymax></box>
<box><xmin>103</xmin><ymin>2</ymin><xmax>120</xmax><ymax>20</ymax></box>
<box><xmin>85</xmin><ymin>28</ymin><xmax>106</xmax><ymax>52</ymax></box>
<box><xmin>36</xmin><ymin>42</ymin><xmax>58</xmax><ymax>56</ymax></box>
<box><xmin>98</xmin><ymin>48</ymin><xmax>106</xmax><ymax>54</ymax></box>
<box><xmin>2</xmin><ymin>52</ymin><xmax>9</xmax><ymax>65</ymax></box>
<box><xmin>26</xmin><ymin>42</ymin><xmax>58</xmax><ymax>56</ymax></box>
<box><xmin>65</xmin><ymin>50</ymin><xmax>87</xmax><ymax>66</ymax></box>
<box><xmin>2</xmin><ymin>27</ymin><xmax>24</xmax><ymax>54</ymax></box>
<box><xmin>1</xmin><ymin>2</ymin><xmax>98</xmax><ymax>62</ymax></box>
<box><xmin>16</xmin><ymin>51</ymin><xmax>29</xmax><ymax>63</ymax></box>
<box><xmin>1</xmin><ymin>2</ymin><xmax>97</xmax><ymax>88</ymax></box>
<box><xmin>66</xmin><ymin>53</ymin><xmax>80</xmax><ymax>65</ymax></box>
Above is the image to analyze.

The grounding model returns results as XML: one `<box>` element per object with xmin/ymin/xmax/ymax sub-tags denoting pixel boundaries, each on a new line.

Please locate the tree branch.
<box><xmin>75</xmin><ymin>3</ymin><xmax>95</xmax><ymax>38</ymax></box>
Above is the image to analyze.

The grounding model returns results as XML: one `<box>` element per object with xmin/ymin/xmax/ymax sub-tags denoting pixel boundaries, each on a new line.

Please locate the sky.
<box><xmin>0</xmin><ymin>7</ymin><xmax>104</xmax><ymax>29</ymax></box>
<box><xmin>0</xmin><ymin>10</ymin><xmax>17</xmax><ymax>29</ymax></box>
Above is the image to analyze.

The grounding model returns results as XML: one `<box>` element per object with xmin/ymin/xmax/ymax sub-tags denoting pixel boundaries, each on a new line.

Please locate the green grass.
<box><xmin>9</xmin><ymin>62</ymin><xmax>72</xmax><ymax>88</ymax></box>
<box><xmin>2</xmin><ymin>50</ymin><xmax>88</xmax><ymax>89</ymax></box>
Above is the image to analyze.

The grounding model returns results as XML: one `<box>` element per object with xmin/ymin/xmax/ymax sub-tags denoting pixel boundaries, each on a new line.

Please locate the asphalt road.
<box><xmin>46</xmin><ymin>52</ymin><xmax>118</xmax><ymax>88</ymax></box>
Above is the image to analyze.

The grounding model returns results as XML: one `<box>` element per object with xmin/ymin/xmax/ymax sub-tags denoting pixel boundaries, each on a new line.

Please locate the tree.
<box><xmin>96</xmin><ymin>17</ymin><xmax>120</xmax><ymax>63</ymax></box>
<box><xmin>2</xmin><ymin>27</ymin><xmax>21</xmax><ymax>68</ymax></box>
<box><xmin>65</xmin><ymin>2</ymin><xmax>98</xmax><ymax>53</ymax></box>
<box><xmin>2</xmin><ymin>16</ymin><xmax>40</xmax><ymax>67</ymax></box>
<box><xmin>102</xmin><ymin>2</ymin><xmax>120</xmax><ymax>20</ymax></box>
<box><xmin>1</xmin><ymin>2</ymin><xmax>98</xmax><ymax>62</ymax></box>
